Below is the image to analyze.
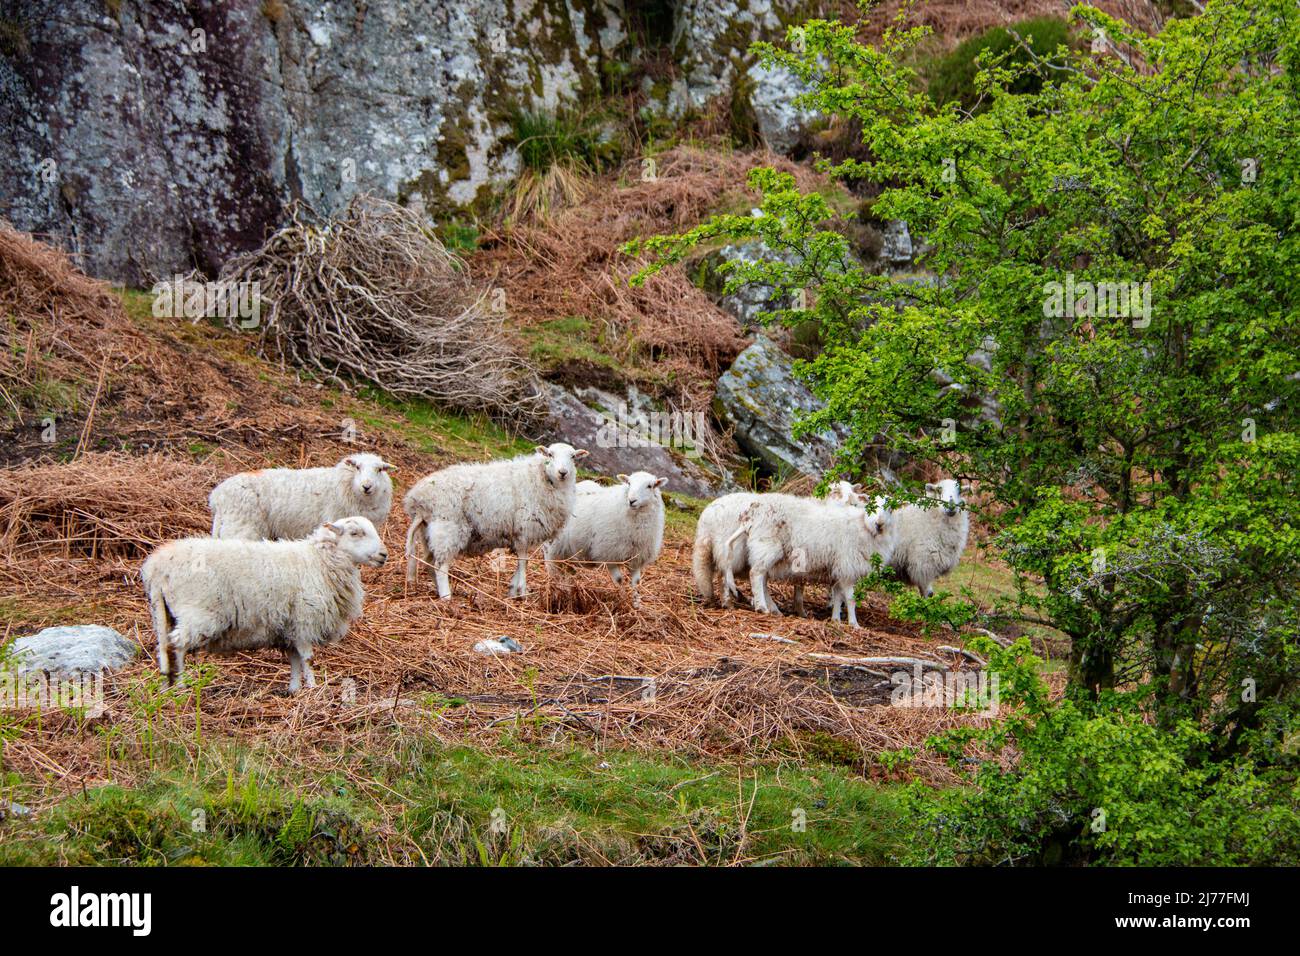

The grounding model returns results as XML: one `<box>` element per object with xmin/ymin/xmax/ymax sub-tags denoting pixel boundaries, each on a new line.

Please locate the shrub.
<box><xmin>927</xmin><ymin>16</ymin><xmax>1074</xmax><ymax>110</ymax></box>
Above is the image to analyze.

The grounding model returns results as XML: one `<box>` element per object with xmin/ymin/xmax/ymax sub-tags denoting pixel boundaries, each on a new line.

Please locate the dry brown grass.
<box><xmin>474</xmin><ymin>146</ymin><xmax>825</xmax><ymax>412</ymax></box>
<box><xmin>0</xmin><ymin>196</ymin><xmax>1010</xmax><ymax>813</ymax></box>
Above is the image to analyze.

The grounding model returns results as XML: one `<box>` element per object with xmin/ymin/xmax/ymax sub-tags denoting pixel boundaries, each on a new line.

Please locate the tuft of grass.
<box><xmin>510</xmin><ymin>108</ymin><xmax>618</xmax><ymax>175</ymax></box>
<box><xmin>522</xmin><ymin>316</ymin><xmax>620</xmax><ymax>372</ymax></box>
<box><xmin>351</xmin><ymin>386</ymin><xmax>532</xmax><ymax>462</ymax></box>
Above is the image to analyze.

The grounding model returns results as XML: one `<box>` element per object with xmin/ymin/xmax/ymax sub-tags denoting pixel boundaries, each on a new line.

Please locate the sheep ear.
<box><xmin>379</xmin><ymin>462</ymin><xmax>395</xmax><ymax>473</ymax></box>
<box><xmin>343</xmin><ymin>458</ymin><xmax>360</xmax><ymax>469</ymax></box>
<box><xmin>653</xmin><ymin>477</ymin><xmax>668</xmax><ymax>489</ymax></box>
<box><xmin>617</xmin><ymin>473</ymin><xmax>630</xmax><ymax>484</ymax></box>
<box><xmin>852</xmin><ymin>483</ymin><xmax>864</xmax><ymax>493</ymax></box>
<box><xmin>574</xmin><ymin>448</ymin><xmax>589</xmax><ymax>459</ymax></box>
<box><xmin>323</xmin><ymin>522</ymin><xmax>343</xmax><ymax>536</ymax></box>
<box><xmin>536</xmin><ymin>445</ymin><xmax>552</xmax><ymax>458</ymax></box>
<box><xmin>925</xmin><ymin>482</ymin><xmax>939</xmax><ymax>495</ymax></box>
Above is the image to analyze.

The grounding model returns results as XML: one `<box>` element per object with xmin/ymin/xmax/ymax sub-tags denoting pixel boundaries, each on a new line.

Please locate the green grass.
<box><xmin>352</xmin><ymin>386</ymin><xmax>532</xmax><ymax>462</ymax></box>
<box><xmin>0</xmin><ymin>734</ymin><xmax>911</xmax><ymax>866</ymax></box>
<box><xmin>522</xmin><ymin>316</ymin><xmax>620</xmax><ymax>372</ymax></box>
<box><xmin>510</xmin><ymin>108</ymin><xmax>619</xmax><ymax>175</ymax></box>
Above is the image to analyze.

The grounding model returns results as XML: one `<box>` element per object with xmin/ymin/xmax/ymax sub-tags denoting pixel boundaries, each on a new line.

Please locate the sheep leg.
<box><xmin>435</xmin><ymin>561</ymin><xmax>452</xmax><ymax>600</ymax></box>
<box><xmin>287</xmin><ymin>651</ymin><xmax>303</xmax><ymax>694</ymax></box>
<box><xmin>830</xmin><ymin>584</ymin><xmax>844</xmax><ymax>623</ymax></box>
<box><xmin>762</xmin><ymin>578</ymin><xmax>782</xmax><ymax>616</ymax></box>
<box><xmin>171</xmin><ymin>646</ymin><xmax>187</xmax><ymax>687</ymax></box>
<box><xmin>508</xmin><ymin>547</ymin><xmax>529</xmax><ymax>598</ymax></box>
<box><xmin>300</xmin><ymin>650</ymin><xmax>317</xmax><ymax>689</ymax></box>
<box><xmin>609</xmin><ymin>565</ymin><xmax>626</xmax><ymax>584</ymax></box>
<box><xmin>628</xmin><ymin>567</ymin><xmax>644</xmax><ymax>607</ymax></box>
<box><xmin>844</xmin><ymin>588</ymin><xmax>861</xmax><ymax>628</ymax></box>
<box><xmin>793</xmin><ymin>583</ymin><xmax>806</xmax><ymax>617</ymax></box>
<box><xmin>750</xmin><ymin>568</ymin><xmax>778</xmax><ymax>615</ymax></box>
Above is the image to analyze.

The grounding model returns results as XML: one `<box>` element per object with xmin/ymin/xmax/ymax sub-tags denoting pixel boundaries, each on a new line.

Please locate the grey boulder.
<box><xmin>5</xmin><ymin>625</ymin><xmax>139</xmax><ymax>676</ymax></box>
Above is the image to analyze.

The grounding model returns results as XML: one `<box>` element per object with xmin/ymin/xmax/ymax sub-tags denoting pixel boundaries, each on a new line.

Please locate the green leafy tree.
<box><xmin>629</xmin><ymin>0</ymin><xmax>1299</xmax><ymax>757</ymax></box>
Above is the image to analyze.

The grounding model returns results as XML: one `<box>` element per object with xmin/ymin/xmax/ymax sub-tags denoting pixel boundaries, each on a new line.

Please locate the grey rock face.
<box><xmin>542</xmin><ymin>383</ymin><xmax>716</xmax><ymax>498</ymax></box>
<box><xmin>747</xmin><ymin>59</ymin><xmax>818</xmax><ymax>155</ymax></box>
<box><xmin>713</xmin><ymin>335</ymin><xmax>845</xmax><ymax>478</ymax></box>
<box><xmin>710</xmin><ymin>240</ymin><xmax>802</xmax><ymax>328</ymax></box>
<box><xmin>672</xmin><ymin>0</ymin><xmax>798</xmax><ymax>108</ymax></box>
<box><xmin>880</xmin><ymin>219</ymin><xmax>914</xmax><ymax>265</ymax></box>
<box><xmin>0</xmin><ymin>0</ymin><xmax>622</xmax><ymax>283</ymax></box>
<box><xmin>6</xmin><ymin>625</ymin><xmax>139</xmax><ymax>676</ymax></box>
<box><xmin>1</xmin><ymin>0</ymin><xmax>806</xmax><ymax>285</ymax></box>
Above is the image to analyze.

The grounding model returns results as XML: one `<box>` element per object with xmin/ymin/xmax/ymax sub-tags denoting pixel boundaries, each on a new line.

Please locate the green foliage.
<box><xmin>903</xmin><ymin>639</ymin><xmax>1300</xmax><ymax>864</ymax></box>
<box><xmin>927</xmin><ymin>16</ymin><xmax>1075</xmax><ymax>111</ymax></box>
<box><xmin>628</xmin><ymin>0</ymin><xmax>1300</xmax><ymax>862</ymax></box>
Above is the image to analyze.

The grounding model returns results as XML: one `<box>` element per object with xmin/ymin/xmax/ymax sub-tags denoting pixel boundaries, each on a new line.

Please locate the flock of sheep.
<box><xmin>140</xmin><ymin>445</ymin><xmax>969</xmax><ymax>693</ymax></box>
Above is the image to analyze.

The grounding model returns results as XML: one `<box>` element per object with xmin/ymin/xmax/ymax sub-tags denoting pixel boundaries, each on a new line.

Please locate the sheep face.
<box><xmin>341</xmin><ymin>453</ymin><xmax>394</xmax><ymax>500</ymax></box>
<box><xmin>535</xmin><ymin>443</ymin><xmax>588</xmax><ymax>485</ymax></box>
<box><xmin>827</xmin><ymin>480</ymin><xmax>867</xmax><ymax>507</ymax></box>
<box><xmin>925</xmin><ymin>479</ymin><xmax>964</xmax><ymax>517</ymax></box>
<box><xmin>863</xmin><ymin>499</ymin><xmax>894</xmax><ymax>540</ymax></box>
<box><xmin>618</xmin><ymin>471</ymin><xmax>668</xmax><ymax>510</ymax></box>
<box><xmin>321</xmin><ymin>516</ymin><xmax>388</xmax><ymax>567</ymax></box>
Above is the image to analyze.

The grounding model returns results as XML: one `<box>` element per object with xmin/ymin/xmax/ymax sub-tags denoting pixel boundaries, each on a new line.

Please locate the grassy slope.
<box><xmin>0</xmin><ymin>734</ymin><xmax>909</xmax><ymax>866</ymax></box>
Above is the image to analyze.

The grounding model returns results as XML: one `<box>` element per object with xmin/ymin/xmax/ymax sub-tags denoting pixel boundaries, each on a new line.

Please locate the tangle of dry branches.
<box><xmin>219</xmin><ymin>196</ymin><xmax>545</xmax><ymax>425</ymax></box>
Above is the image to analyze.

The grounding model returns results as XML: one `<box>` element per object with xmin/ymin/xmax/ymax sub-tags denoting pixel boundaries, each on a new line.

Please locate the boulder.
<box><xmin>880</xmin><ymin>219</ymin><xmax>915</xmax><ymax>265</ymax></box>
<box><xmin>709</xmin><ymin>240</ymin><xmax>802</xmax><ymax>328</ymax></box>
<box><xmin>747</xmin><ymin>60</ymin><xmax>819</xmax><ymax>155</ymax></box>
<box><xmin>5</xmin><ymin>624</ymin><xmax>139</xmax><ymax>676</ymax></box>
<box><xmin>541</xmin><ymin>384</ymin><xmax>717</xmax><ymax>498</ymax></box>
<box><xmin>713</xmin><ymin>335</ymin><xmax>846</xmax><ymax>478</ymax></box>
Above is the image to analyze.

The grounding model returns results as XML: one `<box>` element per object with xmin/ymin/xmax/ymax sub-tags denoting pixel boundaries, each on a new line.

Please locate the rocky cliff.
<box><xmin>0</xmin><ymin>0</ymin><xmax>801</xmax><ymax>284</ymax></box>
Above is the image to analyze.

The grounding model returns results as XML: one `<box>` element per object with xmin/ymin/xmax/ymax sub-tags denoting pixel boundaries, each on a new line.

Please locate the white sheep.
<box><xmin>209</xmin><ymin>452</ymin><xmax>395</xmax><ymax>540</ymax></box>
<box><xmin>141</xmin><ymin>516</ymin><xmax>388</xmax><ymax>693</ymax></box>
<box><xmin>544</xmin><ymin>471</ymin><xmax>667</xmax><ymax>605</ymax></box>
<box><xmin>888</xmin><ymin>478</ymin><xmax>969</xmax><ymax>596</ymax></box>
<box><xmin>693</xmin><ymin>484</ymin><xmax>872</xmax><ymax>614</ymax></box>
<box><xmin>403</xmin><ymin>443</ymin><xmax>587</xmax><ymax>599</ymax></box>
<box><xmin>723</xmin><ymin>494</ymin><xmax>896</xmax><ymax>627</ymax></box>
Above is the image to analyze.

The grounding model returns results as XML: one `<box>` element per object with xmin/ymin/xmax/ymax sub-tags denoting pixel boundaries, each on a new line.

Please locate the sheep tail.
<box><xmin>147</xmin><ymin>581</ymin><xmax>174</xmax><ymax>677</ymax></box>
<box><xmin>405</xmin><ymin>516</ymin><xmax>428</xmax><ymax>585</ymax></box>
<box><xmin>692</xmin><ymin>532</ymin><xmax>715</xmax><ymax>605</ymax></box>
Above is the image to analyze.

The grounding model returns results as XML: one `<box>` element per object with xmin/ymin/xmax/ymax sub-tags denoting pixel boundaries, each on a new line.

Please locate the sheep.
<box><xmin>209</xmin><ymin>452</ymin><xmax>395</xmax><ymax>540</ymax></box>
<box><xmin>693</xmin><ymin>484</ymin><xmax>872</xmax><ymax>614</ymax></box>
<box><xmin>544</xmin><ymin>471</ymin><xmax>667</xmax><ymax>605</ymax></box>
<box><xmin>724</xmin><ymin>494</ymin><xmax>897</xmax><ymax>627</ymax></box>
<box><xmin>887</xmin><ymin>478</ymin><xmax>969</xmax><ymax>597</ymax></box>
<box><xmin>403</xmin><ymin>442</ymin><xmax>588</xmax><ymax>599</ymax></box>
<box><xmin>140</xmin><ymin>516</ymin><xmax>388</xmax><ymax>693</ymax></box>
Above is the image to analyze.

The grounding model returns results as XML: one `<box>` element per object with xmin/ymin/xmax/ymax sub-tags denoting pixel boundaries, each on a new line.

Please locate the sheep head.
<box><xmin>341</xmin><ymin>453</ymin><xmax>395</xmax><ymax>500</ymax></box>
<box><xmin>319</xmin><ymin>516</ymin><xmax>388</xmax><ymax>567</ymax></box>
<box><xmin>535</xmin><ymin>443</ymin><xmax>587</xmax><ymax>486</ymax></box>
<box><xmin>617</xmin><ymin>471</ymin><xmax>668</xmax><ymax>509</ymax></box>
